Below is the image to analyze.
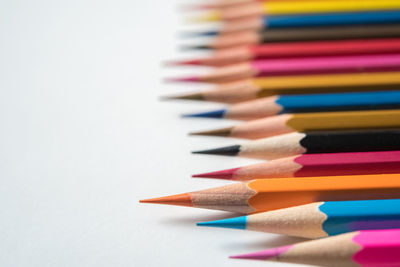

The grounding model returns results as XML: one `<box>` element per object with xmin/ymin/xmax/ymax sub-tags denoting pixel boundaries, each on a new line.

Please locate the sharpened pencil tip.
<box><xmin>189</xmin><ymin>126</ymin><xmax>234</xmax><ymax>137</ymax></box>
<box><xmin>180</xmin><ymin>44</ymin><xmax>213</xmax><ymax>50</ymax></box>
<box><xmin>192</xmin><ymin>167</ymin><xmax>240</xmax><ymax>179</ymax></box>
<box><xmin>197</xmin><ymin>216</ymin><xmax>247</xmax><ymax>229</ymax></box>
<box><xmin>164</xmin><ymin>76</ymin><xmax>199</xmax><ymax>83</ymax></box>
<box><xmin>165</xmin><ymin>59</ymin><xmax>203</xmax><ymax>66</ymax></box>
<box><xmin>161</xmin><ymin>93</ymin><xmax>205</xmax><ymax>101</ymax></box>
<box><xmin>178</xmin><ymin>4</ymin><xmax>212</xmax><ymax>12</ymax></box>
<box><xmin>182</xmin><ymin>109</ymin><xmax>226</xmax><ymax>118</ymax></box>
<box><xmin>192</xmin><ymin>144</ymin><xmax>241</xmax><ymax>156</ymax></box>
<box><xmin>230</xmin><ymin>245</ymin><xmax>293</xmax><ymax>260</ymax></box>
<box><xmin>179</xmin><ymin>30</ymin><xmax>218</xmax><ymax>39</ymax></box>
<box><xmin>139</xmin><ymin>193</ymin><xmax>193</xmax><ymax>207</ymax></box>
<box><xmin>187</xmin><ymin>11</ymin><xmax>220</xmax><ymax>23</ymax></box>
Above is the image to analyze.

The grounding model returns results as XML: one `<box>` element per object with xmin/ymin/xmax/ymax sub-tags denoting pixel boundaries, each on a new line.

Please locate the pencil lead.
<box><xmin>192</xmin><ymin>167</ymin><xmax>240</xmax><ymax>179</ymax></box>
<box><xmin>139</xmin><ymin>193</ymin><xmax>192</xmax><ymax>207</ymax></box>
<box><xmin>197</xmin><ymin>216</ymin><xmax>246</xmax><ymax>229</ymax></box>
<box><xmin>179</xmin><ymin>4</ymin><xmax>212</xmax><ymax>11</ymax></box>
<box><xmin>179</xmin><ymin>31</ymin><xmax>218</xmax><ymax>38</ymax></box>
<box><xmin>189</xmin><ymin>126</ymin><xmax>234</xmax><ymax>137</ymax></box>
<box><xmin>165</xmin><ymin>59</ymin><xmax>203</xmax><ymax>66</ymax></box>
<box><xmin>191</xmin><ymin>144</ymin><xmax>240</xmax><ymax>156</ymax></box>
<box><xmin>230</xmin><ymin>246</ymin><xmax>293</xmax><ymax>260</ymax></box>
<box><xmin>182</xmin><ymin>109</ymin><xmax>226</xmax><ymax>118</ymax></box>
<box><xmin>187</xmin><ymin>11</ymin><xmax>220</xmax><ymax>23</ymax></box>
<box><xmin>164</xmin><ymin>76</ymin><xmax>199</xmax><ymax>83</ymax></box>
<box><xmin>160</xmin><ymin>93</ymin><xmax>205</xmax><ymax>101</ymax></box>
<box><xmin>180</xmin><ymin>44</ymin><xmax>212</xmax><ymax>50</ymax></box>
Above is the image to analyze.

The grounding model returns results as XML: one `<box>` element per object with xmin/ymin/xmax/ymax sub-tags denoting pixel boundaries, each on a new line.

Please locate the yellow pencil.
<box><xmin>168</xmin><ymin>71</ymin><xmax>400</xmax><ymax>104</ymax></box>
<box><xmin>191</xmin><ymin>109</ymin><xmax>400</xmax><ymax>139</ymax></box>
<box><xmin>195</xmin><ymin>0</ymin><xmax>400</xmax><ymax>22</ymax></box>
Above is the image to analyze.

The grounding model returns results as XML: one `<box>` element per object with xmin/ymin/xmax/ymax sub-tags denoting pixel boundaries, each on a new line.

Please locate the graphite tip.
<box><xmin>189</xmin><ymin>126</ymin><xmax>234</xmax><ymax>137</ymax></box>
<box><xmin>160</xmin><ymin>92</ymin><xmax>205</xmax><ymax>101</ymax></box>
<box><xmin>180</xmin><ymin>44</ymin><xmax>213</xmax><ymax>50</ymax></box>
<box><xmin>192</xmin><ymin>144</ymin><xmax>240</xmax><ymax>156</ymax></box>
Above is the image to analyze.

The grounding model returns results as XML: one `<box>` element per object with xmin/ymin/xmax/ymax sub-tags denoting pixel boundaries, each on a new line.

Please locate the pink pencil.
<box><xmin>231</xmin><ymin>229</ymin><xmax>400</xmax><ymax>266</ymax></box>
<box><xmin>167</xmin><ymin>54</ymin><xmax>400</xmax><ymax>83</ymax></box>
<box><xmin>193</xmin><ymin>150</ymin><xmax>400</xmax><ymax>180</ymax></box>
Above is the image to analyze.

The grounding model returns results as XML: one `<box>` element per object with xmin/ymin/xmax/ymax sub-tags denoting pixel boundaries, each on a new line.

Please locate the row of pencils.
<box><xmin>141</xmin><ymin>0</ymin><xmax>400</xmax><ymax>266</ymax></box>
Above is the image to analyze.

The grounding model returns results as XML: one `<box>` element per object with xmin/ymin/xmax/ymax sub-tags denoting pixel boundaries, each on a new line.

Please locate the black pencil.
<box><xmin>192</xmin><ymin>129</ymin><xmax>400</xmax><ymax>160</ymax></box>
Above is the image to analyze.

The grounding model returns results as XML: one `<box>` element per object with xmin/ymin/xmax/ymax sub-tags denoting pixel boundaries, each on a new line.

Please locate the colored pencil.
<box><xmin>190</xmin><ymin>109</ymin><xmax>400</xmax><ymax>140</ymax></box>
<box><xmin>203</xmin><ymin>10</ymin><xmax>400</xmax><ymax>33</ymax></box>
<box><xmin>168</xmin><ymin>71</ymin><xmax>400</xmax><ymax>104</ymax></box>
<box><xmin>172</xmin><ymin>38</ymin><xmax>400</xmax><ymax>67</ymax></box>
<box><xmin>195</xmin><ymin>0</ymin><xmax>400</xmax><ymax>22</ymax></box>
<box><xmin>140</xmin><ymin>174</ymin><xmax>400</xmax><ymax>214</ymax></box>
<box><xmin>167</xmin><ymin>54</ymin><xmax>400</xmax><ymax>84</ymax></box>
<box><xmin>186</xmin><ymin>24</ymin><xmax>400</xmax><ymax>48</ymax></box>
<box><xmin>198</xmin><ymin>199</ymin><xmax>400</xmax><ymax>238</ymax></box>
<box><xmin>183</xmin><ymin>91</ymin><xmax>400</xmax><ymax>120</ymax></box>
<box><xmin>230</xmin><ymin>229</ymin><xmax>400</xmax><ymax>266</ymax></box>
<box><xmin>184</xmin><ymin>0</ymin><xmax>262</xmax><ymax>9</ymax></box>
<box><xmin>193</xmin><ymin>150</ymin><xmax>400</xmax><ymax>180</ymax></box>
<box><xmin>191</xmin><ymin>0</ymin><xmax>320</xmax><ymax>9</ymax></box>
<box><xmin>192</xmin><ymin>129</ymin><xmax>400</xmax><ymax>160</ymax></box>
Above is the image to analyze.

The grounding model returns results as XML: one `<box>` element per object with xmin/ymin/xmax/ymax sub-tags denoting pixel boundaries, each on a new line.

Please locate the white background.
<box><xmin>0</xmin><ymin>0</ymin><xmax>307</xmax><ymax>266</ymax></box>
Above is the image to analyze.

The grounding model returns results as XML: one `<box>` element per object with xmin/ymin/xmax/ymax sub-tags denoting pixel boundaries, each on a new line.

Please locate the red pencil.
<box><xmin>170</xmin><ymin>39</ymin><xmax>400</xmax><ymax>67</ymax></box>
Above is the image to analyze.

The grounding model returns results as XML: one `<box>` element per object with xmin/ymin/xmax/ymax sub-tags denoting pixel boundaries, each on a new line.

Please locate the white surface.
<box><xmin>0</xmin><ymin>1</ymin><xmax>308</xmax><ymax>266</ymax></box>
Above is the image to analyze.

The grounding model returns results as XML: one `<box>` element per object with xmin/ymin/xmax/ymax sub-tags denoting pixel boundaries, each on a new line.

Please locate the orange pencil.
<box><xmin>140</xmin><ymin>174</ymin><xmax>400</xmax><ymax>214</ymax></box>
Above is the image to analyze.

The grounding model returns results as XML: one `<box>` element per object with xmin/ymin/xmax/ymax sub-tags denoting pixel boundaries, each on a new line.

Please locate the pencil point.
<box><xmin>139</xmin><ymin>193</ymin><xmax>193</xmax><ymax>207</ymax></box>
<box><xmin>197</xmin><ymin>216</ymin><xmax>247</xmax><ymax>229</ymax></box>
<box><xmin>187</xmin><ymin>11</ymin><xmax>219</xmax><ymax>23</ymax></box>
<box><xmin>179</xmin><ymin>4</ymin><xmax>212</xmax><ymax>12</ymax></box>
<box><xmin>165</xmin><ymin>76</ymin><xmax>199</xmax><ymax>83</ymax></box>
<box><xmin>161</xmin><ymin>92</ymin><xmax>205</xmax><ymax>101</ymax></box>
<box><xmin>182</xmin><ymin>109</ymin><xmax>226</xmax><ymax>118</ymax></box>
<box><xmin>192</xmin><ymin>144</ymin><xmax>241</xmax><ymax>156</ymax></box>
<box><xmin>189</xmin><ymin>126</ymin><xmax>234</xmax><ymax>137</ymax></box>
<box><xmin>180</xmin><ymin>44</ymin><xmax>212</xmax><ymax>50</ymax></box>
<box><xmin>230</xmin><ymin>245</ymin><xmax>293</xmax><ymax>260</ymax></box>
<box><xmin>165</xmin><ymin>59</ymin><xmax>203</xmax><ymax>66</ymax></box>
<box><xmin>179</xmin><ymin>30</ymin><xmax>218</xmax><ymax>38</ymax></box>
<box><xmin>192</xmin><ymin>167</ymin><xmax>240</xmax><ymax>179</ymax></box>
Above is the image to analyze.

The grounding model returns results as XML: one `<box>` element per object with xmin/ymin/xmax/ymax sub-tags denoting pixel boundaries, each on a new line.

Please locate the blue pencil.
<box><xmin>267</xmin><ymin>10</ymin><xmax>400</xmax><ymax>28</ymax></box>
<box><xmin>183</xmin><ymin>90</ymin><xmax>400</xmax><ymax>120</ymax></box>
<box><xmin>197</xmin><ymin>199</ymin><xmax>400</xmax><ymax>239</ymax></box>
<box><xmin>191</xmin><ymin>11</ymin><xmax>400</xmax><ymax>37</ymax></box>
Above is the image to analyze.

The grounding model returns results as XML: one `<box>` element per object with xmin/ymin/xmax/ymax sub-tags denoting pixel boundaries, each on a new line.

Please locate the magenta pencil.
<box><xmin>167</xmin><ymin>54</ymin><xmax>400</xmax><ymax>83</ymax></box>
<box><xmin>193</xmin><ymin>150</ymin><xmax>400</xmax><ymax>180</ymax></box>
<box><xmin>230</xmin><ymin>229</ymin><xmax>400</xmax><ymax>267</ymax></box>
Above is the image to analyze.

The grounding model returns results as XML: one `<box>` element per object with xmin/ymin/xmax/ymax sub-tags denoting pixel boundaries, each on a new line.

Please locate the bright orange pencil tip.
<box><xmin>139</xmin><ymin>193</ymin><xmax>193</xmax><ymax>207</ymax></box>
